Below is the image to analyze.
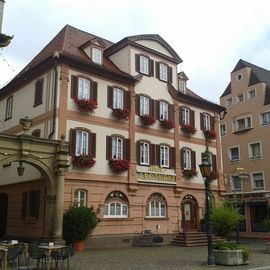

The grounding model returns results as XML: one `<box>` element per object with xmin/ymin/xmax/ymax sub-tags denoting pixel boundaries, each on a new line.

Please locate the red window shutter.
<box><xmin>191</xmin><ymin>151</ymin><xmax>196</xmax><ymax>170</ymax></box>
<box><xmin>169</xmin><ymin>104</ymin><xmax>175</xmax><ymax>122</ymax></box>
<box><xmin>149</xmin><ymin>59</ymin><xmax>154</xmax><ymax>77</ymax></box>
<box><xmin>155</xmin><ymin>100</ymin><xmax>160</xmax><ymax>120</ymax></box>
<box><xmin>69</xmin><ymin>129</ymin><xmax>76</xmax><ymax>155</ymax></box>
<box><xmin>179</xmin><ymin>107</ymin><xmax>183</xmax><ymax>124</ymax></box>
<box><xmin>135</xmin><ymin>54</ymin><xmax>140</xmax><ymax>72</ymax></box>
<box><xmin>106</xmin><ymin>136</ymin><xmax>112</xmax><ymax>160</ymax></box>
<box><xmin>34</xmin><ymin>190</ymin><xmax>40</xmax><ymax>219</ymax></box>
<box><xmin>135</xmin><ymin>94</ymin><xmax>140</xmax><ymax>115</ymax></box>
<box><xmin>210</xmin><ymin>116</ymin><xmax>215</xmax><ymax>130</ymax></box>
<box><xmin>200</xmin><ymin>113</ymin><xmax>204</xmax><ymax>130</ymax></box>
<box><xmin>89</xmin><ymin>132</ymin><xmax>96</xmax><ymax>158</ymax></box>
<box><xmin>151</xmin><ymin>144</ymin><xmax>157</xmax><ymax>165</ymax></box>
<box><xmin>212</xmin><ymin>154</ymin><xmax>217</xmax><ymax>172</ymax></box>
<box><xmin>92</xmin><ymin>81</ymin><xmax>98</xmax><ymax>101</ymax></box>
<box><xmin>190</xmin><ymin>110</ymin><xmax>195</xmax><ymax>126</ymax></box>
<box><xmin>124</xmin><ymin>138</ymin><xmax>130</xmax><ymax>160</ymax></box>
<box><xmin>155</xmin><ymin>62</ymin><xmax>160</xmax><ymax>78</ymax></box>
<box><xmin>169</xmin><ymin>147</ymin><xmax>176</xmax><ymax>169</ymax></box>
<box><xmin>107</xmin><ymin>86</ymin><xmax>113</xmax><ymax>108</ymax></box>
<box><xmin>71</xmin><ymin>75</ymin><xmax>78</xmax><ymax>98</ymax></box>
<box><xmin>180</xmin><ymin>149</ymin><xmax>184</xmax><ymax>169</ymax></box>
<box><xmin>21</xmin><ymin>191</ymin><xmax>28</xmax><ymax>219</ymax></box>
<box><xmin>136</xmin><ymin>141</ymin><xmax>141</xmax><ymax>164</ymax></box>
<box><xmin>150</xmin><ymin>99</ymin><xmax>155</xmax><ymax>118</ymax></box>
<box><xmin>168</xmin><ymin>67</ymin><xmax>173</xmax><ymax>83</ymax></box>
<box><xmin>124</xmin><ymin>91</ymin><xmax>131</xmax><ymax>111</ymax></box>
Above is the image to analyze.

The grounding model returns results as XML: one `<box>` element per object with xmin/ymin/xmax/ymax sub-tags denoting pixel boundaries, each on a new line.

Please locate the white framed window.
<box><xmin>251</xmin><ymin>172</ymin><xmax>264</xmax><ymax>191</ymax></box>
<box><xmin>92</xmin><ymin>48</ymin><xmax>102</xmax><ymax>65</ymax></box>
<box><xmin>226</xmin><ymin>97</ymin><xmax>233</xmax><ymax>108</ymax></box>
<box><xmin>233</xmin><ymin>116</ymin><xmax>252</xmax><ymax>132</ymax></box>
<box><xmin>160</xmin><ymin>145</ymin><xmax>169</xmax><ymax>168</ymax></box>
<box><xmin>140</xmin><ymin>96</ymin><xmax>150</xmax><ymax>116</ymax></box>
<box><xmin>139</xmin><ymin>55</ymin><xmax>149</xmax><ymax>75</ymax></box>
<box><xmin>74</xmin><ymin>189</ymin><xmax>87</xmax><ymax>207</ymax></box>
<box><xmin>5</xmin><ymin>96</ymin><xmax>13</xmax><ymax>120</ymax></box>
<box><xmin>112</xmin><ymin>137</ymin><xmax>123</xmax><ymax>160</ymax></box>
<box><xmin>182</xmin><ymin>108</ymin><xmax>190</xmax><ymax>125</ymax></box>
<box><xmin>160</xmin><ymin>101</ymin><xmax>168</xmax><ymax>120</ymax></box>
<box><xmin>159</xmin><ymin>63</ymin><xmax>168</xmax><ymax>81</ymax></box>
<box><xmin>78</xmin><ymin>78</ymin><xmax>91</xmax><ymax>99</ymax></box>
<box><xmin>248</xmin><ymin>89</ymin><xmax>256</xmax><ymax>100</ymax></box>
<box><xmin>104</xmin><ymin>191</ymin><xmax>128</xmax><ymax>218</ymax></box>
<box><xmin>231</xmin><ymin>175</ymin><xmax>242</xmax><ymax>191</ymax></box>
<box><xmin>147</xmin><ymin>193</ymin><xmax>166</xmax><ymax>217</ymax></box>
<box><xmin>140</xmin><ymin>142</ymin><xmax>150</xmax><ymax>165</ymax></box>
<box><xmin>76</xmin><ymin>130</ymin><xmax>89</xmax><ymax>156</ymax></box>
<box><xmin>183</xmin><ymin>149</ymin><xmax>191</xmax><ymax>170</ymax></box>
<box><xmin>248</xmin><ymin>142</ymin><xmax>262</xmax><ymax>159</ymax></box>
<box><xmin>113</xmin><ymin>88</ymin><xmax>124</xmax><ymax>109</ymax></box>
<box><xmin>203</xmin><ymin>114</ymin><xmax>211</xmax><ymax>130</ymax></box>
<box><xmin>229</xmin><ymin>146</ymin><xmax>240</xmax><ymax>162</ymax></box>
<box><xmin>237</xmin><ymin>93</ymin><xmax>244</xmax><ymax>104</ymax></box>
<box><xmin>179</xmin><ymin>81</ymin><xmax>186</xmax><ymax>94</ymax></box>
<box><xmin>261</xmin><ymin>112</ymin><xmax>270</xmax><ymax>126</ymax></box>
<box><xmin>220</xmin><ymin>124</ymin><xmax>226</xmax><ymax>137</ymax></box>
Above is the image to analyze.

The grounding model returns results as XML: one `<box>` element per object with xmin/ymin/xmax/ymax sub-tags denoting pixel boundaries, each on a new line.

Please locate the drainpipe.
<box><xmin>48</xmin><ymin>51</ymin><xmax>59</xmax><ymax>139</ymax></box>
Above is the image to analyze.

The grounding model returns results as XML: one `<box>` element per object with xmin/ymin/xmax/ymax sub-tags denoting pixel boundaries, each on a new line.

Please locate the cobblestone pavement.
<box><xmin>69</xmin><ymin>240</ymin><xmax>270</xmax><ymax>270</ymax></box>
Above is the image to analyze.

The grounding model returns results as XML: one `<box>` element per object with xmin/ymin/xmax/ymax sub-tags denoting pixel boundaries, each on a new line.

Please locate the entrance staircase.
<box><xmin>170</xmin><ymin>230</ymin><xmax>223</xmax><ymax>247</ymax></box>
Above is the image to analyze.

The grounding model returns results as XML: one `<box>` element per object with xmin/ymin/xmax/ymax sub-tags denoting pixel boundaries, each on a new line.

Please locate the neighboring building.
<box><xmin>0</xmin><ymin>25</ymin><xmax>225</xmax><ymax>245</ymax></box>
<box><xmin>220</xmin><ymin>59</ymin><xmax>270</xmax><ymax>238</ymax></box>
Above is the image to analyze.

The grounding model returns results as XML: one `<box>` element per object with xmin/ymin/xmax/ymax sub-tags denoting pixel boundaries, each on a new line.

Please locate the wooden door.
<box><xmin>181</xmin><ymin>200</ymin><xmax>198</xmax><ymax>230</ymax></box>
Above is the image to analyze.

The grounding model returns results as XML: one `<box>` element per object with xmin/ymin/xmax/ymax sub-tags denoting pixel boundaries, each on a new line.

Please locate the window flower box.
<box><xmin>182</xmin><ymin>169</ymin><xmax>198</xmax><ymax>178</ymax></box>
<box><xmin>108</xmin><ymin>159</ymin><xmax>129</xmax><ymax>173</ymax></box>
<box><xmin>140</xmin><ymin>115</ymin><xmax>156</xmax><ymax>126</ymax></box>
<box><xmin>160</xmin><ymin>119</ymin><xmax>175</xmax><ymax>129</ymax></box>
<box><xmin>180</xmin><ymin>124</ymin><xmax>197</xmax><ymax>135</ymax></box>
<box><xmin>112</xmin><ymin>108</ymin><xmax>130</xmax><ymax>120</ymax></box>
<box><xmin>203</xmin><ymin>129</ymin><xmax>217</xmax><ymax>140</ymax></box>
<box><xmin>73</xmin><ymin>97</ymin><xmax>98</xmax><ymax>112</ymax></box>
<box><xmin>72</xmin><ymin>154</ymin><xmax>96</xmax><ymax>168</ymax></box>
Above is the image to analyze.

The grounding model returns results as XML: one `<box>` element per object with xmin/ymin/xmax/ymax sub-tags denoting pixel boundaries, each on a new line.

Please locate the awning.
<box><xmin>247</xmin><ymin>200</ymin><xmax>268</xmax><ymax>206</ymax></box>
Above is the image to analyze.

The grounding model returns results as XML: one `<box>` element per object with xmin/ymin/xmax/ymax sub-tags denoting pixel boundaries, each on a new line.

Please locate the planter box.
<box><xmin>213</xmin><ymin>249</ymin><xmax>249</xmax><ymax>265</ymax></box>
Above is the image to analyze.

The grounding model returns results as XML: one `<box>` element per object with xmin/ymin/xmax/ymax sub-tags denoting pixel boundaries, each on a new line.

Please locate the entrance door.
<box><xmin>181</xmin><ymin>195</ymin><xmax>198</xmax><ymax>230</ymax></box>
<box><xmin>0</xmin><ymin>193</ymin><xmax>8</xmax><ymax>238</ymax></box>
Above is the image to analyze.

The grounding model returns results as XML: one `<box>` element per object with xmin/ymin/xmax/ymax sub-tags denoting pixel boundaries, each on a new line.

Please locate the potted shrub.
<box><xmin>140</xmin><ymin>115</ymin><xmax>156</xmax><ymax>126</ymax></box>
<box><xmin>62</xmin><ymin>205</ymin><xmax>98</xmax><ymax>251</ymax></box>
<box><xmin>203</xmin><ymin>129</ymin><xmax>217</xmax><ymax>140</ymax></box>
<box><xmin>180</xmin><ymin>124</ymin><xmax>197</xmax><ymax>135</ymax></box>
<box><xmin>108</xmin><ymin>159</ymin><xmax>129</xmax><ymax>173</ymax></box>
<box><xmin>160</xmin><ymin>119</ymin><xmax>175</xmax><ymax>129</ymax></box>
<box><xmin>182</xmin><ymin>169</ymin><xmax>197</xmax><ymax>179</ymax></box>
<box><xmin>72</xmin><ymin>154</ymin><xmax>96</xmax><ymax>168</ymax></box>
<box><xmin>73</xmin><ymin>97</ymin><xmax>98</xmax><ymax>113</ymax></box>
<box><xmin>112</xmin><ymin>108</ymin><xmax>130</xmax><ymax>120</ymax></box>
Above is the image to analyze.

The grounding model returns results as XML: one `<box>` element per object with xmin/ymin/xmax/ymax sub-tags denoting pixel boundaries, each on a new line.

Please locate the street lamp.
<box><xmin>199</xmin><ymin>156</ymin><xmax>215</xmax><ymax>266</ymax></box>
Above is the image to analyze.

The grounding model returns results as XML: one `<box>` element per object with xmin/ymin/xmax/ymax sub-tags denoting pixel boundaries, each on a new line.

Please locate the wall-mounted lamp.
<box><xmin>17</xmin><ymin>161</ymin><xmax>25</xmax><ymax>176</ymax></box>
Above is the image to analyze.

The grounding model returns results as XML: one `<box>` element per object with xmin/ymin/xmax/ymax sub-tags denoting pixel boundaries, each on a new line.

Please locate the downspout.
<box><xmin>48</xmin><ymin>51</ymin><xmax>59</xmax><ymax>139</ymax></box>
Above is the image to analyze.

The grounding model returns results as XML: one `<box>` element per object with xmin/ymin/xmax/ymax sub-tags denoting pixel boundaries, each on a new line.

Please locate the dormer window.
<box><xmin>92</xmin><ymin>48</ymin><xmax>102</xmax><ymax>65</ymax></box>
<box><xmin>179</xmin><ymin>81</ymin><xmax>186</xmax><ymax>94</ymax></box>
<box><xmin>159</xmin><ymin>63</ymin><xmax>168</xmax><ymax>81</ymax></box>
<box><xmin>140</xmin><ymin>55</ymin><xmax>149</xmax><ymax>75</ymax></box>
<box><xmin>135</xmin><ymin>54</ymin><xmax>153</xmax><ymax>76</ymax></box>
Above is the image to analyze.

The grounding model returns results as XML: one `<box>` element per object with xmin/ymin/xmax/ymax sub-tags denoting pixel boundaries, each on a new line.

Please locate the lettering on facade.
<box><xmin>137</xmin><ymin>167</ymin><xmax>176</xmax><ymax>184</ymax></box>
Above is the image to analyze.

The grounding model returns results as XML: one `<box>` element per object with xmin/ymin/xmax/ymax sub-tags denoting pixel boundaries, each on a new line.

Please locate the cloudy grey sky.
<box><xmin>1</xmin><ymin>0</ymin><xmax>270</xmax><ymax>103</ymax></box>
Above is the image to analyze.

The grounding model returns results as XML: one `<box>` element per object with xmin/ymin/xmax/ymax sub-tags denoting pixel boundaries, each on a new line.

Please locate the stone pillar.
<box><xmin>43</xmin><ymin>195</ymin><xmax>56</xmax><ymax>238</ymax></box>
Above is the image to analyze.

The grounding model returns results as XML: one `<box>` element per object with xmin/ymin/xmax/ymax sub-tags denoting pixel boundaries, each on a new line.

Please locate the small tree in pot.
<box><xmin>63</xmin><ymin>205</ymin><xmax>98</xmax><ymax>251</ymax></box>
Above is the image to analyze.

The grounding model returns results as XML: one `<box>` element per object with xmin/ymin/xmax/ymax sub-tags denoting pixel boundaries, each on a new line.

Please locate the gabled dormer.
<box><xmin>178</xmin><ymin>71</ymin><xmax>189</xmax><ymax>94</ymax></box>
<box><xmin>80</xmin><ymin>38</ymin><xmax>106</xmax><ymax>65</ymax></box>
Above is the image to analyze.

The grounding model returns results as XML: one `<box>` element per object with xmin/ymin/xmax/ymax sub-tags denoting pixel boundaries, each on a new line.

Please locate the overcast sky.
<box><xmin>1</xmin><ymin>0</ymin><xmax>270</xmax><ymax>103</ymax></box>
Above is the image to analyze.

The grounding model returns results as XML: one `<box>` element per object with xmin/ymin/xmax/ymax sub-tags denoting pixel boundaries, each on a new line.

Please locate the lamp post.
<box><xmin>199</xmin><ymin>155</ymin><xmax>215</xmax><ymax>266</ymax></box>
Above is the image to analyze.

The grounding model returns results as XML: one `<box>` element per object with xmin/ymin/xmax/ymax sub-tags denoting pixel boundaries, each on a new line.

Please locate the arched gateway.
<box><xmin>181</xmin><ymin>194</ymin><xmax>199</xmax><ymax>230</ymax></box>
<box><xmin>0</xmin><ymin>132</ymin><xmax>69</xmax><ymax>241</ymax></box>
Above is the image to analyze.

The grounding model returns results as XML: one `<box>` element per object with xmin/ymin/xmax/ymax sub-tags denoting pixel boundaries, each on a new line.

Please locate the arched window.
<box><xmin>104</xmin><ymin>191</ymin><xmax>128</xmax><ymax>218</ymax></box>
<box><xmin>74</xmin><ymin>189</ymin><xmax>87</xmax><ymax>207</ymax></box>
<box><xmin>147</xmin><ymin>193</ymin><xmax>166</xmax><ymax>217</ymax></box>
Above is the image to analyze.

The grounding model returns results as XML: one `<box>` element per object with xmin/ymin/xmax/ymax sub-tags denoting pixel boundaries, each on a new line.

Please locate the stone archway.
<box><xmin>0</xmin><ymin>132</ymin><xmax>69</xmax><ymax>240</ymax></box>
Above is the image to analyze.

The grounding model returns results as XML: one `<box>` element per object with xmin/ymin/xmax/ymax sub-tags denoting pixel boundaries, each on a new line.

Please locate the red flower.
<box><xmin>108</xmin><ymin>159</ymin><xmax>129</xmax><ymax>173</ymax></box>
<box><xmin>160</xmin><ymin>119</ymin><xmax>175</xmax><ymax>129</ymax></box>
<box><xmin>73</xmin><ymin>97</ymin><xmax>98</xmax><ymax>112</ymax></box>
<box><xmin>72</xmin><ymin>154</ymin><xmax>96</xmax><ymax>168</ymax></box>
<box><xmin>180</xmin><ymin>124</ymin><xmax>197</xmax><ymax>135</ymax></box>
<box><xmin>182</xmin><ymin>169</ymin><xmax>198</xmax><ymax>178</ymax></box>
<box><xmin>203</xmin><ymin>129</ymin><xmax>217</xmax><ymax>140</ymax></box>
<box><xmin>140</xmin><ymin>115</ymin><xmax>156</xmax><ymax>126</ymax></box>
<box><xmin>112</xmin><ymin>108</ymin><xmax>130</xmax><ymax>120</ymax></box>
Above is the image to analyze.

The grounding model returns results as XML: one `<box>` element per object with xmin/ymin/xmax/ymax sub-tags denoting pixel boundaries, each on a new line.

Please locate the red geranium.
<box><xmin>160</xmin><ymin>119</ymin><xmax>175</xmax><ymax>129</ymax></box>
<box><xmin>108</xmin><ymin>159</ymin><xmax>129</xmax><ymax>173</ymax></box>
<box><xmin>203</xmin><ymin>129</ymin><xmax>217</xmax><ymax>140</ymax></box>
<box><xmin>72</xmin><ymin>154</ymin><xmax>96</xmax><ymax>168</ymax></box>
<box><xmin>140</xmin><ymin>115</ymin><xmax>156</xmax><ymax>126</ymax></box>
<box><xmin>112</xmin><ymin>108</ymin><xmax>130</xmax><ymax>120</ymax></box>
<box><xmin>73</xmin><ymin>97</ymin><xmax>98</xmax><ymax>112</ymax></box>
<box><xmin>180</xmin><ymin>124</ymin><xmax>197</xmax><ymax>135</ymax></box>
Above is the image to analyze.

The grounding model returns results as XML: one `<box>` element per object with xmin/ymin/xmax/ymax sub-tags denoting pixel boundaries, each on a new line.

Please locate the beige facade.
<box><xmin>0</xmin><ymin>25</ymin><xmax>225</xmax><ymax>243</ymax></box>
<box><xmin>220</xmin><ymin>59</ymin><xmax>270</xmax><ymax>238</ymax></box>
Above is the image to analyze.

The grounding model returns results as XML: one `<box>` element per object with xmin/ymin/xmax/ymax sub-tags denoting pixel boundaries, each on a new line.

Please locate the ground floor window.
<box><xmin>250</xmin><ymin>204</ymin><xmax>267</xmax><ymax>232</ymax></box>
<box><xmin>104</xmin><ymin>191</ymin><xmax>128</xmax><ymax>218</ymax></box>
<box><xmin>147</xmin><ymin>193</ymin><xmax>166</xmax><ymax>217</ymax></box>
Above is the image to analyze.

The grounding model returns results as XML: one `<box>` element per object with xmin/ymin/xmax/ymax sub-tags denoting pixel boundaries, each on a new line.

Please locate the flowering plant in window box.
<box><xmin>108</xmin><ymin>159</ymin><xmax>129</xmax><ymax>173</ymax></box>
<box><xmin>140</xmin><ymin>115</ymin><xmax>156</xmax><ymax>126</ymax></box>
<box><xmin>180</xmin><ymin>124</ymin><xmax>197</xmax><ymax>135</ymax></box>
<box><xmin>203</xmin><ymin>129</ymin><xmax>217</xmax><ymax>140</ymax></box>
<box><xmin>73</xmin><ymin>97</ymin><xmax>98</xmax><ymax>112</ymax></box>
<box><xmin>160</xmin><ymin>119</ymin><xmax>175</xmax><ymax>129</ymax></box>
<box><xmin>208</xmin><ymin>171</ymin><xmax>219</xmax><ymax>180</ymax></box>
<box><xmin>72</xmin><ymin>154</ymin><xmax>96</xmax><ymax>168</ymax></box>
<box><xmin>112</xmin><ymin>108</ymin><xmax>130</xmax><ymax>120</ymax></box>
<box><xmin>182</xmin><ymin>169</ymin><xmax>198</xmax><ymax>178</ymax></box>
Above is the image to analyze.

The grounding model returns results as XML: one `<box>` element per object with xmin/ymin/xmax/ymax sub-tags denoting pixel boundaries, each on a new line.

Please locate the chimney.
<box><xmin>0</xmin><ymin>0</ymin><xmax>5</xmax><ymax>33</ymax></box>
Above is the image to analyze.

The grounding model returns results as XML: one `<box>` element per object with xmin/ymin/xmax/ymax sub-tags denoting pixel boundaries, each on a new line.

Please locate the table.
<box><xmin>38</xmin><ymin>245</ymin><xmax>67</xmax><ymax>270</ymax></box>
<box><xmin>0</xmin><ymin>242</ymin><xmax>17</xmax><ymax>270</ymax></box>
